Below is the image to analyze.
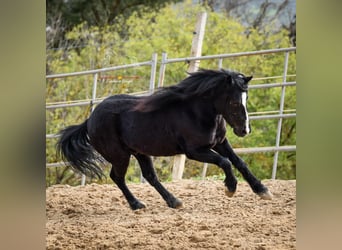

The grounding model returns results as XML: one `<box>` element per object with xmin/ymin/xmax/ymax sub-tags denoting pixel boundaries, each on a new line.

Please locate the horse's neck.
<box><xmin>185</xmin><ymin>97</ymin><xmax>218</xmax><ymax>119</ymax></box>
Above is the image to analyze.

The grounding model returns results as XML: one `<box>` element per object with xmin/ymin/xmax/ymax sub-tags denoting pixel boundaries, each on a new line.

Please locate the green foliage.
<box><xmin>46</xmin><ymin>0</ymin><xmax>183</xmax><ymax>49</ymax></box>
<box><xmin>46</xmin><ymin>0</ymin><xmax>296</xmax><ymax>186</ymax></box>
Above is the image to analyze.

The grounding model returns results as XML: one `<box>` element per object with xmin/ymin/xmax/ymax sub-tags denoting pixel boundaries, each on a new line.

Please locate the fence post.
<box><xmin>149</xmin><ymin>53</ymin><xmax>158</xmax><ymax>93</ymax></box>
<box><xmin>271</xmin><ymin>52</ymin><xmax>289</xmax><ymax>179</ymax></box>
<box><xmin>201</xmin><ymin>163</ymin><xmax>208</xmax><ymax>180</ymax></box>
<box><xmin>218</xmin><ymin>58</ymin><xmax>223</xmax><ymax>69</ymax></box>
<box><xmin>158</xmin><ymin>52</ymin><xmax>168</xmax><ymax>88</ymax></box>
<box><xmin>81</xmin><ymin>72</ymin><xmax>98</xmax><ymax>186</ymax></box>
<box><xmin>172</xmin><ymin>12</ymin><xmax>207</xmax><ymax>181</ymax></box>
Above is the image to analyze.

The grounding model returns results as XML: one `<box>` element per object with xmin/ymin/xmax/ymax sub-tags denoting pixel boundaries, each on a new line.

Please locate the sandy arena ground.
<box><xmin>46</xmin><ymin>179</ymin><xmax>296</xmax><ymax>249</ymax></box>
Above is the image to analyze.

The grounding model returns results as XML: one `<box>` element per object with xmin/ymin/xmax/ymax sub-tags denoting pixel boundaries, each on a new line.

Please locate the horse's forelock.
<box><xmin>232</xmin><ymin>75</ymin><xmax>249</xmax><ymax>91</ymax></box>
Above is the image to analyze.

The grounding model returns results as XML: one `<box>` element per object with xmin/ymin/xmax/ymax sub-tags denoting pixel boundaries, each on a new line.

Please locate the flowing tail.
<box><xmin>56</xmin><ymin>119</ymin><xmax>104</xmax><ymax>179</ymax></box>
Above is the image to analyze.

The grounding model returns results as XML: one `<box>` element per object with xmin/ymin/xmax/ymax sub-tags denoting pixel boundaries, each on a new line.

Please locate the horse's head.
<box><xmin>214</xmin><ymin>71</ymin><xmax>253</xmax><ymax>137</ymax></box>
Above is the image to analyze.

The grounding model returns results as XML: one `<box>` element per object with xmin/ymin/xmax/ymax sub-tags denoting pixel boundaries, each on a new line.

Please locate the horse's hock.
<box><xmin>46</xmin><ymin>179</ymin><xmax>296</xmax><ymax>249</ymax></box>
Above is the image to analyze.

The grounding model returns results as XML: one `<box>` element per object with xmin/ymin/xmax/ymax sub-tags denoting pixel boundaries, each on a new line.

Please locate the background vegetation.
<box><xmin>46</xmin><ymin>0</ymin><xmax>296</xmax><ymax>186</ymax></box>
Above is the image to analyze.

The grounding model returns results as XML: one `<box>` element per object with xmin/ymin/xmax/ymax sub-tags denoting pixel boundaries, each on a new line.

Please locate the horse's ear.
<box><xmin>245</xmin><ymin>76</ymin><xmax>253</xmax><ymax>82</ymax></box>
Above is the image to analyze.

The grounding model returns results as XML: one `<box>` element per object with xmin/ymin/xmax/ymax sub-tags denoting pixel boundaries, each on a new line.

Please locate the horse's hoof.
<box><xmin>168</xmin><ymin>198</ymin><xmax>183</xmax><ymax>209</ymax></box>
<box><xmin>130</xmin><ymin>201</ymin><xmax>146</xmax><ymax>210</ymax></box>
<box><xmin>258</xmin><ymin>190</ymin><xmax>273</xmax><ymax>200</ymax></box>
<box><xmin>174</xmin><ymin>201</ymin><xmax>183</xmax><ymax>209</ymax></box>
<box><xmin>225</xmin><ymin>189</ymin><xmax>235</xmax><ymax>197</ymax></box>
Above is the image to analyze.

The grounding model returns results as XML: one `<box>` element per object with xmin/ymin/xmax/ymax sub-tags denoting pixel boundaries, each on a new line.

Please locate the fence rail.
<box><xmin>46</xmin><ymin>60</ymin><xmax>155</xmax><ymax>79</ymax></box>
<box><xmin>46</xmin><ymin>47</ymin><xmax>296</xmax><ymax>184</ymax></box>
<box><xmin>161</xmin><ymin>47</ymin><xmax>296</xmax><ymax>64</ymax></box>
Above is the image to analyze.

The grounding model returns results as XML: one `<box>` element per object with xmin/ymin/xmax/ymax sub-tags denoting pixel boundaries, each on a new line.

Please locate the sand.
<box><xmin>46</xmin><ymin>179</ymin><xmax>296</xmax><ymax>249</ymax></box>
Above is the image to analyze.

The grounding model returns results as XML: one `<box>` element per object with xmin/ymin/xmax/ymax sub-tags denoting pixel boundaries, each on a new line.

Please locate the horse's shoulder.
<box><xmin>215</xmin><ymin>115</ymin><xmax>227</xmax><ymax>132</ymax></box>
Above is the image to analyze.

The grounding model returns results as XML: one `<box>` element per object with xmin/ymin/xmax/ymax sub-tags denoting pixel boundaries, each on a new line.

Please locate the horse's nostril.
<box><xmin>244</xmin><ymin>125</ymin><xmax>251</xmax><ymax>135</ymax></box>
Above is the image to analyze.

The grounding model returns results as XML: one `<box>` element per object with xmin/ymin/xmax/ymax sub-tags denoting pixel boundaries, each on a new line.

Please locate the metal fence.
<box><xmin>46</xmin><ymin>47</ymin><xmax>296</xmax><ymax>184</ymax></box>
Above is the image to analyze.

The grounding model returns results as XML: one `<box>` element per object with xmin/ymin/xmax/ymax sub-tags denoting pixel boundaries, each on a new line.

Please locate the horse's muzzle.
<box><xmin>233</xmin><ymin>126</ymin><xmax>251</xmax><ymax>137</ymax></box>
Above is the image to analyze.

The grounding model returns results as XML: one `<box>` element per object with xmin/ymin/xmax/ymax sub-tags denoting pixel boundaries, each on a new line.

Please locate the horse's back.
<box><xmin>97</xmin><ymin>94</ymin><xmax>140</xmax><ymax>113</ymax></box>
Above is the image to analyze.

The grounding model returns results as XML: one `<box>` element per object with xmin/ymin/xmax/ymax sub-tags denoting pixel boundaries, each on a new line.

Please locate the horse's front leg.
<box><xmin>214</xmin><ymin>139</ymin><xmax>273</xmax><ymax>200</ymax></box>
<box><xmin>184</xmin><ymin>146</ymin><xmax>237</xmax><ymax>197</ymax></box>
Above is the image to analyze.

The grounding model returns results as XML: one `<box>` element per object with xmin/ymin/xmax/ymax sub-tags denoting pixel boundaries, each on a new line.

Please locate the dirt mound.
<box><xmin>46</xmin><ymin>179</ymin><xmax>296</xmax><ymax>249</ymax></box>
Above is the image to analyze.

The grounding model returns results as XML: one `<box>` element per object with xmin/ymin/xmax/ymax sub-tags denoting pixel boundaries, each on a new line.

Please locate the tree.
<box><xmin>199</xmin><ymin>0</ymin><xmax>296</xmax><ymax>45</ymax></box>
<box><xmin>46</xmin><ymin>0</ymin><xmax>182</xmax><ymax>49</ymax></box>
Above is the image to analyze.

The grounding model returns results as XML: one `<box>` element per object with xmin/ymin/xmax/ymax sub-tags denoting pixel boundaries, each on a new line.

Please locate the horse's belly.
<box><xmin>127</xmin><ymin>136</ymin><xmax>181</xmax><ymax>156</ymax></box>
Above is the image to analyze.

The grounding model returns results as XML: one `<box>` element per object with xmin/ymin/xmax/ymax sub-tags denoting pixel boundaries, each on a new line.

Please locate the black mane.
<box><xmin>134</xmin><ymin>68</ymin><xmax>245</xmax><ymax>112</ymax></box>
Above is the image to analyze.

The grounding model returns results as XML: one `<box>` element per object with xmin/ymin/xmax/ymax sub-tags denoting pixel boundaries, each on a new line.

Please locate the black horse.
<box><xmin>57</xmin><ymin>69</ymin><xmax>272</xmax><ymax>210</ymax></box>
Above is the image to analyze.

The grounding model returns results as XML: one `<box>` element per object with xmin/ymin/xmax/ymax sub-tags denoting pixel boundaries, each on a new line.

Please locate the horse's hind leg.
<box><xmin>134</xmin><ymin>153</ymin><xmax>183</xmax><ymax>209</ymax></box>
<box><xmin>109</xmin><ymin>154</ymin><xmax>146</xmax><ymax>210</ymax></box>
